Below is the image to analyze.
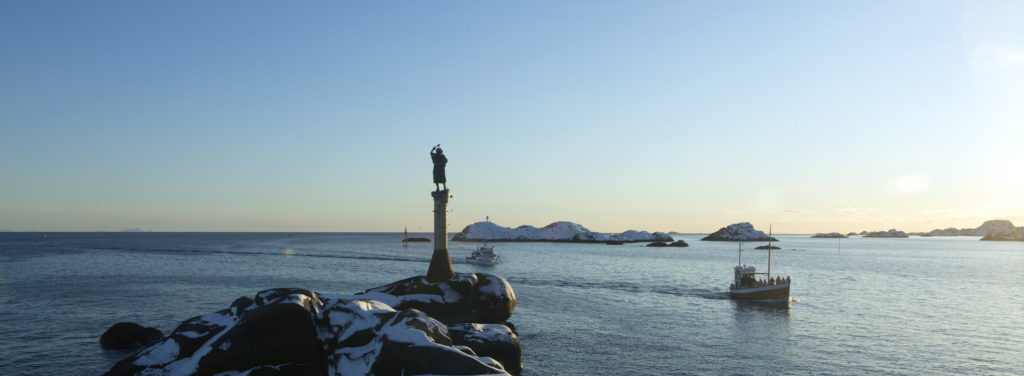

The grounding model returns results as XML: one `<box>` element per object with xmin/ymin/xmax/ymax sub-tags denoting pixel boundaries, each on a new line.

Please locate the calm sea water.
<box><xmin>0</xmin><ymin>232</ymin><xmax>1021</xmax><ymax>375</ymax></box>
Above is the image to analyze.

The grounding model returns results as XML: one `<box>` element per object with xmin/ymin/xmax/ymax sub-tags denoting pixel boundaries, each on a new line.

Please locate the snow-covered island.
<box><xmin>863</xmin><ymin>229</ymin><xmax>909</xmax><ymax>238</ymax></box>
<box><xmin>700</xmin><ymin>222</ymin><xmax>778</xmax><ymax>241</ymax></box>
<box><xmin>451</xmin><ymin>221</ymin><xmax>672</xmax><ymax>243</ymax></box>
<box><xmin>811</xmin><ymin>232</ymin><xmax>848</xmax><ymax>238</ymax></box>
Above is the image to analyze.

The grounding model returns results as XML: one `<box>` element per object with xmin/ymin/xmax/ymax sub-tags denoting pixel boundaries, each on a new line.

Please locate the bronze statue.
<box><xmin>431</xmin><ymin>145</ymin><xmax>447</xmax><ymax>191</ymax></box>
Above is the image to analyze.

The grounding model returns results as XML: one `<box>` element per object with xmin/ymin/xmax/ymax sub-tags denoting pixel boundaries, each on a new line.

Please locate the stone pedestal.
<box><xmin>426</xmin><ymin>189</ymin><xmax>453</xmax><ymax>283</ymax></box>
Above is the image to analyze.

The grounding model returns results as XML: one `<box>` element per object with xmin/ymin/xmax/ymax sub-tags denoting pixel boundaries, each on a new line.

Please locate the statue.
<box><xmin>430</xmin><ymin>145</ymin><xmax>447</xmax><ymax>191</ymax></box>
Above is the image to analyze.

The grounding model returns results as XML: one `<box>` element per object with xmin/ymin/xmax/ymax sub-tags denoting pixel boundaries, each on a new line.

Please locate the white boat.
<box><xmin>466</xmin><ymin>243</ymin><xmax>500</xmax><ymax>266</ymax></box>
<box><xmin>729</xmin><ymin>226</ymin><xmax>790</xmax><ymax>303</ymax></box>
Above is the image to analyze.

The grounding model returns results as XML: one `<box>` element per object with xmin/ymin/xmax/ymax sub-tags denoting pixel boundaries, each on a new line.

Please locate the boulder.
<box><xmin>646</xmin><ymin>241</ymin><xmax>668</xmax><ymax>247</ymax></box>
<box><xmin>668</xmin><ymin>240</ymin><xmax>689</xmax><ymax>247</ymax></box>
<box><xmin>450</xmin><ymin>323</ymin><xmax>522</xmax><ymax>375</ymax></box>
<box><xmin>100</xmin><ymin>322</ymin><xmax>164</xmax><ymax>350</ymax></box>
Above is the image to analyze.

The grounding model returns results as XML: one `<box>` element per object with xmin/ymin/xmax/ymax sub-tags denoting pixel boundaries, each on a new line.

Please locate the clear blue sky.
<box><xmin>1</xmin><ymin>1</ymin><xmax>1021</xmax><ymax>233</ymax></box>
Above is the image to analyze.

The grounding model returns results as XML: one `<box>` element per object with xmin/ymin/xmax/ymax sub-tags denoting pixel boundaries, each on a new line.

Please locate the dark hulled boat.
<box><xmin>728</xmin><ymin>227</ymin><xmax>790</xmax><ymax>303</ymax></box>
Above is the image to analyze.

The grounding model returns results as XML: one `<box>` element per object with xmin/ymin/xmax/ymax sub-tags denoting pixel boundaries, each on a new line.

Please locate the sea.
<box><xmin>0</xmin><ymin>232</ymin><xmax>1021</xmax><ymax>375</ymax></box>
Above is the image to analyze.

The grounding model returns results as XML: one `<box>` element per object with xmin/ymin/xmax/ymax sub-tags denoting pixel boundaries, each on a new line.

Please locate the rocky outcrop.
<box><xmin>700</xmin><ymin>222</ymin><xmax>778</xmax><ymax>241</ymax></box>
<box><xmin>452</xmin><ymin>221</ymin><xmax>672</xmax><ymax>243</ymax></box>
<box><xmin>863</xmin><ymin>229</ymin><xmax>909</xmax><ymax>238</ymax></box>
<box><xmin>105</xmin><ymin>273</ymin><xmax>520</xmax><ymax>376</ymax></box>
<box><xmin>646</xmin><ymin>241</ymin><xmax>668</xmax><ymax>247</ymax></box>
<box><xmin>668</xmin><ymin>240</ymin><xmax>689</xmax><ymax>247</ymax></box>
<box><xmin>100</xmin><ymin>322</ymin><xmax>164</xmax><ymax>350</ymax></box>
<box><xmin>754</xmin><ymin>245</ymin><xmax>780</xmax><ymax>250</ymax></box>
<box><xmin>978</xmin><ymin>220</ymin><xmax>1024</xmax><ymax>241</ymax></box>
<box><xmin>811</xmin><ymin>232</ymin><xmax>848</xmax><ymax>238</ymax></box>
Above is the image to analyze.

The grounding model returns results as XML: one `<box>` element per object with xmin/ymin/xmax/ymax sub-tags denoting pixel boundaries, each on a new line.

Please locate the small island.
<box><xmin>863</xmin><ymin>229</ymin><xmax>909</xmax><ymax>238</ymax></box>
<box><xmin>647</xmin><ymin>240</ymin><xmax>689</xmax><ymax>247</ymax></box>
<box><xmin>754</xmin><ymin>244</ymin><xmax>780</xmax><ymax>250</ymax></box>
<box><xmin>812</xmin><ymin>232</ymin><xmax>848</xmax><ymax>238</ymax></box>
<box><xmin>452</xmin><ymin>221</ymin><xmax>672</xmax><ymax>243</ymax></box>
<box><xmin>700</xmin><ymin>222</ymin><xmax>778</xmax><ymax>242</ymax></box>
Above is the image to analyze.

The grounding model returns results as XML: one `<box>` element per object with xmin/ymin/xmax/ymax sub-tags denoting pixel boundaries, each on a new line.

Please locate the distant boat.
<box><xmin>402</xmin><ymin>227</ymin><xmax>430</xmax><ymax>245</ymax></box>
<box><xmin>729</xmin><ymin>226</ymin><xmax>790</xmax><ymax>302</ymax></box>
<box><xmin>466</xmin><ymin>242</ymin><xmax>500</xmax><ymax>266</ymax></box>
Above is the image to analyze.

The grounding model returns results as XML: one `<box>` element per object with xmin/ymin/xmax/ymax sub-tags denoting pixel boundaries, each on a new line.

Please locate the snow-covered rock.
<box><xmin>863</xmin><ymin>229</ymin><xmax>909</xmax><ymax>238</ymax></box>
<box><xmin>811</xmin><ymin>232</ymin><xmax>848</xmax><ymax>238</ymax></box>
<box><xmin>105</xmin><ymin>273</ymin><xmax>520</xmax><ymax>376</ymax></box>
<box><xmin>452</xmin><ymin>221</ymin><xmax>672</xmax><ymax>243</ymax></box>
<box><xmin>700</xmin><ymin>222</ymin><xmax>778</xmax><ymax>241</ymax></box>
<box><xmin>449</xmin><ymin>323</ymin><xmax>522</xmax><ymax>374</ymax></box>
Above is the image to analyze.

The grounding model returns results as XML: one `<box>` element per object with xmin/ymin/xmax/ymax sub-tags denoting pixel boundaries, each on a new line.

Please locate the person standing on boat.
<box><xmin>431</xmin><ymin>145</ymin><xmax>447</xmax><ymax>191</ymax></box>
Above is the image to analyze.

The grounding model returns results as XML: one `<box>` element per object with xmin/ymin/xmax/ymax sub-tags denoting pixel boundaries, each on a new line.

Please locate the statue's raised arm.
<box><xmin>430</xmin><ymin>145</ymin><xmax>447</xmax><ymax>191</ymax></box>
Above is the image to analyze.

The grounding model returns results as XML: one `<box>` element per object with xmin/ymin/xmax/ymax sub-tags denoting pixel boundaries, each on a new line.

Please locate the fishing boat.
<box><xmin>729</xmin><ymin>226</ymin><xmax>790</xmax><ymax>302</ymax></box>
<box><xmin>466</xmin><ymin>242</ymin><xmax>500</xmax><ymax>266</ymax></box>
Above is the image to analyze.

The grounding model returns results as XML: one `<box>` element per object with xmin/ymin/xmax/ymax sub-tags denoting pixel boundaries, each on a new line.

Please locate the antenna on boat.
<box><xmin>767</xmin><ymin>224</ymin><xmax>772</xmax><ymax>278</ymax></box>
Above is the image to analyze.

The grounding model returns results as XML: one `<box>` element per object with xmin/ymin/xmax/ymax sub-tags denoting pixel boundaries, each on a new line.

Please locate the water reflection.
<box><xmin>732</xmin><ymin>299</ymin><xmax>792</xmax><ymax>315</ymax></box>
<box><xmin>728</xmin><ymin>299</ymin><xmax>794</xmax><ymax>373</ymax></box>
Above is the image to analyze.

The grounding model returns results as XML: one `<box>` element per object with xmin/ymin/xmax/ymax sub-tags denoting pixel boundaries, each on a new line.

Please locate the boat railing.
<box><xmin>735</xmin><ymin>275</ymin><xmax>791</xmax><ymax>289</ymax></box>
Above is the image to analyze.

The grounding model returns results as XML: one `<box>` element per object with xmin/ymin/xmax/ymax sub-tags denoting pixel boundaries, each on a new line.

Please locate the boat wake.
<box><xmin>82</xmin><ymin>246</ymin><xmax>429</xmax><ymax>264</ymax></box>
<box><xmin>506</xmin><ymin>277</ymin><xmax>727</xmax><ymax>299</ymax></box>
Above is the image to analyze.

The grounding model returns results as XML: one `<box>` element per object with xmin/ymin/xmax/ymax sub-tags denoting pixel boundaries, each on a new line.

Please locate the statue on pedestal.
<box><xmin>431</xmin><ymin>145</ymin><xmax>447</xmax><ymax>191</ymax></box>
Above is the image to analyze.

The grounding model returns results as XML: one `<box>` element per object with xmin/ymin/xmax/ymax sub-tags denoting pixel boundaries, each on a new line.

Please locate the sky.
<box><xmin>1</xmin><ymin>1</ymin><xmax>1022</xmax><ymax>234</ymax></box>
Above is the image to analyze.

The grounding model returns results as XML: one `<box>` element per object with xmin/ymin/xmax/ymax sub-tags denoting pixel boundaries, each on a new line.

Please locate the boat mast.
<box><xmin>767</xmin><ymin>224</ymin><xmax>772</xmax><ymax>278</ymax></box>
<box><xmin>738</xmin><ymin>242</ymin><xmax>742</xmax><ymax>265</ymax></box>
